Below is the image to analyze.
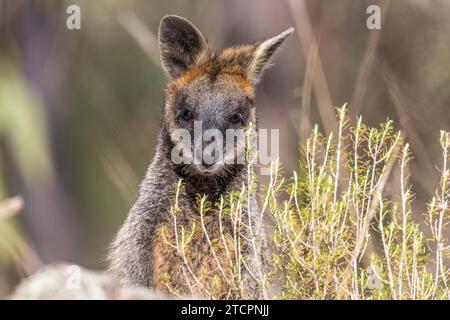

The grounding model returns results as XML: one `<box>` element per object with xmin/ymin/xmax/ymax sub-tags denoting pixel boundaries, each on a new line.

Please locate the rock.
<box><xmin>9</xmin><ymin>263</ymin><xmax>170</xmax><ymax>300</ymax></box>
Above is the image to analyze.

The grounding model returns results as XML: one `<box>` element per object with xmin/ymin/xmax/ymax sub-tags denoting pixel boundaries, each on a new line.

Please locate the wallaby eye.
<box><xmin>179</xmin><ymin>109</ymin><xmax>193</xmax><ymax>121</ymax></box>
<box><xmin>228</xmin><ymin>113</ymin><xmax>243</xmax><ymax>125</ymax></box>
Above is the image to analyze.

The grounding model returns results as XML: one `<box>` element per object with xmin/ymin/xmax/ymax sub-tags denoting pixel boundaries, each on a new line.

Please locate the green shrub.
<box><xmin>163</xmin><ymin>105</ymin><xmax>449</xmax><ymax>300</ymax></box>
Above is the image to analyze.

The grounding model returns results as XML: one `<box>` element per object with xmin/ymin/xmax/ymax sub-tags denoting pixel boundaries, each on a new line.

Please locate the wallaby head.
<box><xmin>158</xmin><ymin>15</ymin><xmax>293</xmax><ymax>180</ymax></box>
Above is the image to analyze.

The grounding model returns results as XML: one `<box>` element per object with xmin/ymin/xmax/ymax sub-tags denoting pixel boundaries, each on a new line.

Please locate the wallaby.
<box><xmin>108</xmin><ymin>15</ymin><xmax>293</xmax><ymax>299</ymax></box>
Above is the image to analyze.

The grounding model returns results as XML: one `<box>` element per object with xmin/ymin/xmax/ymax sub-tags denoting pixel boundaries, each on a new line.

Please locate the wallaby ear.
<box><xmin>246</xmin><ymin>27</ymin><xmax>294</xmax><ymax>84</ymax></box>
<box><xmin>158</xmin><ymin>15</ymin><xmax>210</xmax><ymax>79</ymax></box>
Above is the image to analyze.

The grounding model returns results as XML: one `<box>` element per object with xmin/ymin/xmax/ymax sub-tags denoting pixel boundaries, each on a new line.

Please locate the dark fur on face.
<box><xmin>158</xmin><ymin>15</ymin><xmax>293</xmax><ymax>184</ymax></box>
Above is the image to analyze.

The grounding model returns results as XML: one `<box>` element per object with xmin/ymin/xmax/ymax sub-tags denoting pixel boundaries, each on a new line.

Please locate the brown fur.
<box><xmin>153</xmin><ymin>215</ymin><xmax>237</xmax><ymax>299</ymax></box>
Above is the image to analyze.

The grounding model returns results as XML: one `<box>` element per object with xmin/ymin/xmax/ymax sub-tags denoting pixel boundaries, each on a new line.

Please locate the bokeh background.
<box><xmin>0</xmin><ymin>0</ymin><xmax>449</xmax><ymax>296</ymax></box>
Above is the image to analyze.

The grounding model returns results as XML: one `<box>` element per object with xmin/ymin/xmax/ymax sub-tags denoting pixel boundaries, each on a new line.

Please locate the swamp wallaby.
<box><xmin>108</xmin><ymin>15</ymin><xmax>293</xmax><ymax>299</ymax></box>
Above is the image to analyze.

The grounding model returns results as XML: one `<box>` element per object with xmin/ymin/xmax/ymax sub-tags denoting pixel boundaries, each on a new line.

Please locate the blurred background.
<box><xmin>0</xmin><ymin>0</ymin><xmax>449</xmax><ymax>297</ymax></box>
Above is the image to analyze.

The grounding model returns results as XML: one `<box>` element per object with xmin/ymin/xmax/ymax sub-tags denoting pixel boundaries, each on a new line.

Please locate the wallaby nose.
<box><xmin>201</xmin><ymin>160</ymin><xmax>214</xmax><ymax>169</ymax></box>
<box><xmin>201</xmin><ymin>150</ymin><xmax>221</xmax><ymax>168</ymax></box>
<box><xmin>194</xmin><ymin>147</ymin><xmax>223</xmax><ymax>171</ymax></box>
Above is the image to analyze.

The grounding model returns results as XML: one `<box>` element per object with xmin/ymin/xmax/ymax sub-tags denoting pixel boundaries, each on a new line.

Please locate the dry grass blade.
<box><xmin>350</xmin><ymin>0</ymin><xmax>391</xmax><ymax>118</ymax></box>
<box><xmin>287</xmin><ymin>0</ymin><xmax>335</xmax><ymax>134</ymax></box>
<box><xmin>117</xmin><ymin>11</ymin><xmax>162</xmax><ymax>70</ymax></box>
<box><xmin>0</xmin><ymin>196</ymin><xmax>24</xmax><ymax>219</ymax></box>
